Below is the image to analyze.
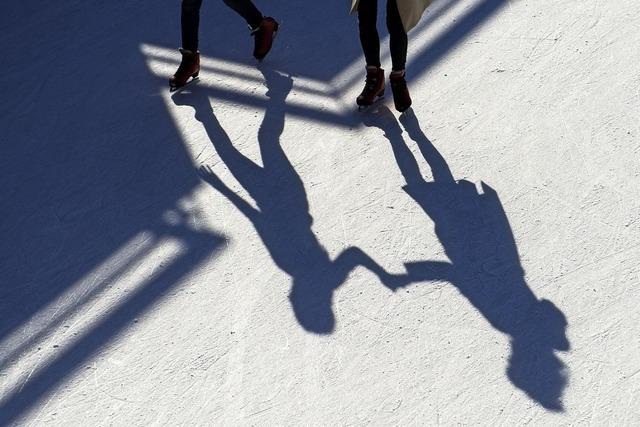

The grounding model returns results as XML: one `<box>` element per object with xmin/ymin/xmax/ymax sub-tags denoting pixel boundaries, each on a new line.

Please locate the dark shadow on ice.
<box><xmin>0</xmin><ymin>216</ymin><xmax>225</xmax><ymax>425</ymax></box>
<box><xmin>361</xmin><ymin>106</ymin><xmax>570</xmax><ymax>411</ymax></box>
<box><xmin>0</xmin><ymin>0</ymin><xmax>515</xmax><ymax>421</ymax></box>
<box><xmin>0</xmin><ymin>3</ymin><xmax>229</xmax><ymax>424</ymax></box>
<box><xmin>406</xmin><ymin>0</ymin><xmax>507</xmax><ymax>82</ymax></box>
<box><xmin>172</xmin><ymin>69</ymin><xmax>404</xmax><ymax>334</ymax></box>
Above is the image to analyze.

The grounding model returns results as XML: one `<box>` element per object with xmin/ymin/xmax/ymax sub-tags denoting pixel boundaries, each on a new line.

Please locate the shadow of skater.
<box><xmin>172</xmin><ymin>69</ymin><xmax>404</xmax><ymax>334</ymax></box>
<box><xmin>362</xmin><ymin>106</ymin><xmax>570</xmax><ymax>411</ymax></box>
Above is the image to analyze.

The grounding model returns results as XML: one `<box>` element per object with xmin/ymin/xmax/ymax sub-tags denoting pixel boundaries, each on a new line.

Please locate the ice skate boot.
<box><xmin>389</xmin><ymin>70</ymin><xmax>412</xmax><ymax>112</ymax></box>
<box><xmin>251</xmin><ymin>17</ymin><xmax>279</xmax><ymax>61</ymax></box>
<box><xmin>357</xmin><ymin>66</ymin><xmax>385</xmax><ymax>108</ymax></box>
<box><xmin>169</xmin><ymin>48</ymin><xmax>200</xmax><ymax>91</ymax></box>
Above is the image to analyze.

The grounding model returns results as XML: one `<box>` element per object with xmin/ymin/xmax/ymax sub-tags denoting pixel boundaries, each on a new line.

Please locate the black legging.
<box><xmin>181</xmin><ymin>0</ymin><xmax>263</xmax><ymax>51</ymax></box>
<box><xmin>357</xmin><ymin>0</ymin><xmax>408</xmax><ymax>71</ymax></box>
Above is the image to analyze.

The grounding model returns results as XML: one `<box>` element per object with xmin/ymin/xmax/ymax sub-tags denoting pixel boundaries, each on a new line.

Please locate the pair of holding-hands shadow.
<box><xmin>173</xmin><ymin>68</ymin><xmax>569</xmax><ymax>410</ymax></box>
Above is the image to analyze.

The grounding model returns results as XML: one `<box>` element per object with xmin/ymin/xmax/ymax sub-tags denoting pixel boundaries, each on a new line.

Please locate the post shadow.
<box><xmin>172</xmin><ymin>68</ymin><xmax>405</xmax><ymax>334</ymax></box>
<box><xmin>361</xmin><ymin>106</ymin><xmax>570</xmax><ymax>411</ymax></box>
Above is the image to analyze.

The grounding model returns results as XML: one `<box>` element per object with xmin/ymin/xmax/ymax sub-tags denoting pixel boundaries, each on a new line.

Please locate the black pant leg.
<box><xmin>181</xmin><ymin>0</ymin><xmax>203</xmax><ymax>51</ymax></box>
<box><xmin>386</xmin><ymin>0</ymin><xmax>408</xmax><ymax>71</ymax></box>
<box><xmin>223</xmin><ymin>0</ymin><xmax>263</xmax><ymax>29</ymax></box>
<box><xmin>357</xmin><ymin>0</ymin><xmax>381</xmax><ymax>68</ymax></box>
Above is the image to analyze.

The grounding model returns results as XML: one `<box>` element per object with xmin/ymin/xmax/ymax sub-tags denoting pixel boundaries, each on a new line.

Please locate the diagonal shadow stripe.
<box><xmin>0</xmin><ymin>224</ymin><xmax>226</xmax><ymax>426</ymax></box>
<box><xmin>407</xmin><ymin>0</ymin><xmax>507</xmax><ymax>79</ymax></box>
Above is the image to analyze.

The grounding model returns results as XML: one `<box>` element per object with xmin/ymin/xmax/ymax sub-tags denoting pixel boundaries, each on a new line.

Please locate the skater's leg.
<box><xmin>356</xmin><ymin>0</ymin><xmax>385</xmax><ymax>106</ymax></box>
<box><xmin>386</xmin><ymin>0</ymin><xmax>407</xmax><ymax>71</ymax></box>
<box><xmin>222</xmin><ymin>0</ymin><xmax>263</xmax><ymax>29</ymax></box>
<box><xmin>358</xmin><ymin>0</ymin><xmax>381</xmax><ymax>68</ymax></box>
<box><xmin>386</xmin><ymin>0</ymin><xmax>411</xmax><ymax>110</ymax></box>
<box><xmin>172</xmin><ymin>0</ymin><xmax>202</xmax><ymax>89</ymax></box>
<box><xmin>223</xmin><ymin>0</ymin><xmax>278</xmax><ymax>60</ymax></box>
<box><xmin>181</xmin><ymin>0</ymin><xmax>203</xmax><ymax>51</ymax></box>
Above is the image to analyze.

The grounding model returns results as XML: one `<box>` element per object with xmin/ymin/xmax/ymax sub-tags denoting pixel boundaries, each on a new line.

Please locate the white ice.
<box><xmin>1</xmin><ymin>0</ymin><xmax>639</xmax><ymax>425</ymax></box>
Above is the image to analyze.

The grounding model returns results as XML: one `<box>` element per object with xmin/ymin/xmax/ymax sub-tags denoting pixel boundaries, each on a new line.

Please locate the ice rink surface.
<box><xmin>1</xmin><ymin>0</ymin><xmax>639</xmax><ymax>425</ymax></box>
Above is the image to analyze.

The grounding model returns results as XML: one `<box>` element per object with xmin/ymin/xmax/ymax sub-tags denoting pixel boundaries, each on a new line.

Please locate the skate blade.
<box><xmin>169</xmin><ymin>76</ymin><xmax>199</xmax><ymax>93</ymax></box>
<box><xmin>357</xmin><ymin>94</ymin><xmax>385</xmax><ymax>111</ymax></box>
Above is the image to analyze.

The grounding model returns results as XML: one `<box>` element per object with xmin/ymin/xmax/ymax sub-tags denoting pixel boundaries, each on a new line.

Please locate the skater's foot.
<box><xmin>390</xmin><ymin>70</ymin><xmax>412</xmax><ymax>112</ymax></box>
<box><xmin>170</xmin><ymin>48</ymin><xmax>200</xmax><ymax>91</ymax></box>
<box><xmin>251</xmin><ymin>17</ymin><xmax>279</xmax><ymax>61</ymax></box>
<box><xmin>357</xmin><ymin>66</ymin><xmax>385</xmax><ymax>107</ymax></box>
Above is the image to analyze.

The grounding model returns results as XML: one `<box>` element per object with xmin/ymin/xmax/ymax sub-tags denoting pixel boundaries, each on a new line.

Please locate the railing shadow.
<box><xmin>172</xmin><ymin>68</ymin><xmax>406</xmax><ymax>334</ymax></box>
<box><xmin>406</xmin><ymin>0</ymin><xmax>507</xmax><ymax>81</ymax></box>
<box><xmin>1</xmin><ymin>3</ymin><xmax>232</xmax><ymax>423</ymax></box>
<box><xmin>0</xmin><ymin>216</ymin><xmax>226</xmax><ymax>425</ymax></box>
<box><xmin>361</xmin><ymin>105</ymin><xmax>570</xmax><ymax>410</ymax></box>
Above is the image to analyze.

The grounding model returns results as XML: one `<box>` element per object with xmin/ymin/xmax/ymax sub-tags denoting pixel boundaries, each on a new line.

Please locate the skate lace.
<box><xmin>364</xmin><ymin>74</ymin><xmax>378</xmax><ymax>91</ymax></box>
<box><xmin>251</xmin><ymin>20</ymin><xmax>266</xmax><ymax>39</ymax></box>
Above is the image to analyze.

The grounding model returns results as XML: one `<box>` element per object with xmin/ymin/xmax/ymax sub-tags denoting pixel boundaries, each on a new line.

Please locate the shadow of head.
<box><xmin>508</xmin><ymin>299</ymin><xmax>570</xmax><ymax>411</ymax></box>
<box><xmin>289</xmin><ymin>287</ymin><xmax>335</xmax><ymax>335</ymax></box>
